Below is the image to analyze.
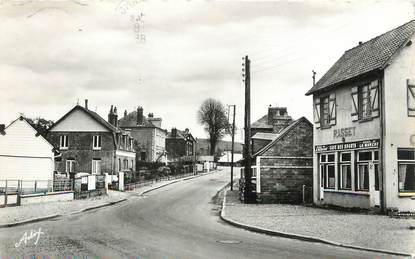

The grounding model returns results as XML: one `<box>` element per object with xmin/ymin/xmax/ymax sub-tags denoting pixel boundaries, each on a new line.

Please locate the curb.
<box><xmin>0</xmin><ymin>214</ymin><xmax>60</xmax><ymax>228</ymax></box>
<box><xmin>220</xmin><ymin>190</ymin><xmax>413</xmax><ymax>258</ymax></box>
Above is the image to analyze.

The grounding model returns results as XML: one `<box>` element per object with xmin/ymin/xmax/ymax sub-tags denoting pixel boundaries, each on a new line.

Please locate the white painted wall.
<box><xmin>50</xmin><ymin>109</ymin><xmax>108</xmax><ymax>132</ymax></box>
<box><xmin>0</xmin><ymin>119</ymin><xmax>54</xmax><ymax>181</ymax></box>
<box><xmin>383</xmin><ymin>34</ymin><xmax>415</xmax><ymax>211</ymax></box>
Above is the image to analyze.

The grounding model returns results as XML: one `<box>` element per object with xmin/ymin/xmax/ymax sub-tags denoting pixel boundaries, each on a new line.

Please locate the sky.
<box><xmin>0</xmin><ymin>0</ymin><xmax>414</xmax><ymax>142</ymax></box>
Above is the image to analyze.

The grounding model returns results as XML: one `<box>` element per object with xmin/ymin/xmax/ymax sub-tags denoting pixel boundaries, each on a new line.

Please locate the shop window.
<box><xmin>398</xmin><ymin>148</ymin><xmax>415</xmax><ymax>192</ymax></box>
<box><xmin>356</xmin><ymin>150</ymin><xmax>379</xmax><ymax>191</ymax></box>
<box><xmin>339</xmin><ymin>152</ymin><xmax>351</xmax><ymax>190</ymax></box>
<box><xmin>320</xmin><ymin>153</ymin><xmax>335</xmax><ymax>189</ymax></box>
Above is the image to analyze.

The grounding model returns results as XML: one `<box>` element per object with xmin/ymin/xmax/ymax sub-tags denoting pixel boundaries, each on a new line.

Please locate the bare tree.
<box><xmin>197</xmin><ymin>98</ymin><xmax>229</xmax><ymax>157</ymax></box>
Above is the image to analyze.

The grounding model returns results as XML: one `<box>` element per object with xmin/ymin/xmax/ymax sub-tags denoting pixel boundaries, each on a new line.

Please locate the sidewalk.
<box><xmin>0</xmin><ymin>170</ymin><xmax>219</xmax><ymax>227</ymax></box>
<box><xmin>222</xmin><ymin>190</ymin><xmax>415</xmax><ymax>256</ymax></box>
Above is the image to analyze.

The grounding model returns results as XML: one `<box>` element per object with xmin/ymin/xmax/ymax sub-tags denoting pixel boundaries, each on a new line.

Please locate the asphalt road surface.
<box><xmin>0</xmin><ymin>168</ymin><xmax>403</xmax><ymax>259</ymax></box>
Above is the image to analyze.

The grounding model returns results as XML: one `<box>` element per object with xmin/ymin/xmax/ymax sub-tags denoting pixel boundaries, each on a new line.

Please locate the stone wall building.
<box><xmin>118</xmin><ymin>106</ymin><xmax>167</xmax><ymax>164</ymax></box>
<box><xmin>245</xmin><ymin>106</ymin><xmax>313</xmax><ymax>204</ymax></box>
<box><xmin>47</xmin><ymin>100</ymin><xmax>135</xmax><ymax>176</ymax></box>
<box><xmin>165</xmin><ymin>128</ymin><xmax>196</xmax><ymax>162</ymax></box>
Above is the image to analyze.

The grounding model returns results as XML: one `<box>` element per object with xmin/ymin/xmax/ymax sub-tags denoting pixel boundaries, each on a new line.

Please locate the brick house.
<box><xmin>165</xmin><ymin>128</ymin><xmax>196</xmax><ymax>162</ymax></box>
<box><xmin>47</xmin><ymin>100</ymin><xmax>136</xmax><ymax>176</ymax></box>
<box><xmin>118</xmin><ymin>106</ymin><xmax>167</xmax><ymax>164</ymax></box>
<box><xmin>249</xmin><ymin>116</ymin><xmax>313</xmax><ymax>204</ymax></box>
<box><xmin>306</xmin><ymin>20</ymin><xmax>415</xmax><ymax>212</ymax></box>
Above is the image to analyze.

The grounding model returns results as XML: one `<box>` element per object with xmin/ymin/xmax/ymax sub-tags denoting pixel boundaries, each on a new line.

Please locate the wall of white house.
<box><xmin>50</xmin><ymin>109</ymin><xmax>109</xmax><ymax>132</ymax></box>
<box><xmin>312</xmin><ymin>84</ymin><xmax>381</xmax><ymax>207</ymax></box>
<box><xmin>383</xmin><ymin>34</ymin><xmax>415</xmax><ymax>211</ymax></box>
<box><xmin>0</xmin><ymin>119</ymin><xmax>54</xmax><ymax>181</ymax></box>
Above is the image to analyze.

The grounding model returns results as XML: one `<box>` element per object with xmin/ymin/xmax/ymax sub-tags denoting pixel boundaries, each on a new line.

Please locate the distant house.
<box><xmin>251</xmin><ymin>106</ymin><xmax>293</xmax><ymax>154</ymax></box>
<box><xmin>0</xmin><ymin>117</ymin><xmax>56</xmax><ymax>182</ymax></box>
<box><xmin>118</xmin><ymin>106</ymin><xmax>167</xmax><ymax>164</ymax></box>
<box><xmin>165</xmin><ymin>128</ymin><xmax>196</xmax><ymax>162</ymax></box>
<box><xmin>241</xmin><ymin>106</ymin><xmax>313</xmax><ymax>204</ymax></box>
<box><xmin>46</xmin><ymin>100</ymin><xmax>136</xmax><ymax>176</ymax></box>
<box><xmin>306</xmin><ymin>20</ymin><xmax>415</xmax><ymax>212</ymax></box>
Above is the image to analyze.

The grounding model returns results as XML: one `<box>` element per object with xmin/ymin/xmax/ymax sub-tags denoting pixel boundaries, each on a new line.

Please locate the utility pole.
<box><xmin>243</xmin><ymin>55</ymin><xmax>254</xmax><ymax>203</ymax></box>
<box><xmin>228</xmin><ymin>104</ymin><xmax>236</xmax><ymax>191</ymax></box>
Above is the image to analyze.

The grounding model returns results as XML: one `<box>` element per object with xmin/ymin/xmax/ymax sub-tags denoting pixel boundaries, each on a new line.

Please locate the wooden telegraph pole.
<box><xmin>243</xmin><ymin>55</ymin><xmax>254</xmax><ymax>203</ymax></box>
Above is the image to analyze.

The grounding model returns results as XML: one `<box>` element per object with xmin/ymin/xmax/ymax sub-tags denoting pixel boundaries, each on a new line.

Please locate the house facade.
<box><xmin>306</xmin><ymin>20</ymin><xmax>415</xmax><ymax>212</ymax></box>
<box><xmin>165</xmin><ymin>128</ymin><xmax>196</xmax><ymax>163</ymax></box>
<box><xmin>118</xmin><ymin>106</ymin><xmax>167</xmax><ymax>164</ymax></box>
<box><xmin>47</xmin><ymin>101</ymin><xmax>136</xmax><ymax>176</ymax></box>
<box><xmin>0</xmin><ymin>117</ymin><xmax>55</xmax><ymax>182</ymax></box>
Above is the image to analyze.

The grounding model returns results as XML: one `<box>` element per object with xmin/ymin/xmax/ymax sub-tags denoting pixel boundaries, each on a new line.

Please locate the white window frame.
<box><xmin>397</xmin><ymin>148</ymin><xmax>415</xmax><ymax>193</ymax></box>
<box><xmin>92</xmin><ymin>159</ymin><xmax>102</xmax><ymax>174</ymax></box>
<box><xmin>92</xmin><ymin>135</ymin><xmax>102</xmax><ymax>150</ymax></box>
<box><xmin>60</xmin><ymin>135</ymin><xmax>68</xmax><ymax>149</ymax></box>
<box><xmin>356</xmin><ymin>150</ymin><xmax>379</xmax><ymax>191</ymax></box>
<box><xmin>66</xmin><ymin>159</ymin><xmax>75</xmax><ymax>173</ymax></box>
<box><xmin>320</xmin><ymin>153</ymin><xmax>335</xmax><ymax>189</ymax></box>
<box><xmin>339</xmin><ymin>152</ymin><xmax>352</xmax><ymax>190</ymax></box>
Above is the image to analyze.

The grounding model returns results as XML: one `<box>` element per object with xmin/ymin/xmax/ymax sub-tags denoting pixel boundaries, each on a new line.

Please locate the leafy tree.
<box><xmin>197</xmin><ymin>98</ymin><xmax>229</xmax><ymax>156</ymax></box>
<box><xmin>24</xmin><ymin>116</ymin><xmax>54</xmax><ymax>137</ymax></box>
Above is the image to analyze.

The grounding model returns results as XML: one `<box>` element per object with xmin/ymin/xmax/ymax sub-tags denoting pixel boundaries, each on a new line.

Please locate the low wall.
<box><xmin>20</xmin><ymin>191</ymin><xmax>74</xmax><ymax>205</ymax></box>
<box><xmin>320</xmin><ymin>191</ymin><xmax>370</xmax><ymax>209</ymax></box>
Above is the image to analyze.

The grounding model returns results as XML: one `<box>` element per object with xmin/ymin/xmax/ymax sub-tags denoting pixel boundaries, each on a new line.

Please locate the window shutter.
<box><xmin>408</xmin><ymin>79</ymin><xmax>415</xmax><ymax>116</ymax></box>
<box><xmin>351</xmin><ymin>86</ymin><xmax>359</xmax><ymax>121</ymax></box>
<box><xmin>370</xmin><ymin>80</ymin><xmax>379</xmax><ymax>117</ymax></box>
<box><xmin>314</xmin><ymin>97</ymin><xmax>321</xmax><ymax>129</ymax></box>
<box><xmin>329</xmin><ymin>93</ymin><xmax>336</xmax><ymax>126</ymax></box>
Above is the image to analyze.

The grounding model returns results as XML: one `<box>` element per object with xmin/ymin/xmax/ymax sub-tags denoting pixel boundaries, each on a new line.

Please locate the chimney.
<box><xmin>114</xmin><ymin>106</ymin><xmax>118</xmax><ymax>127</ymax></box>
<box><xmin>108</xmin><ymin>105</ymin><xmax>115</xmax><ymax>126</ymax></box>
<box><xmin>137</xmin><ymin>106</ymin><xmax>143</xmax><ymax>125</ymax></box>
<box><xmin>124</xmin><ymin>110</ymin><xmax>127</xmax><ymax>118</ymax></box>
<box><xmin>172</xmin><ymin>128</ymin><xmax>177</xmax><ymax>137</ymax></box>
<box><xmin>148</xmin><ymin>113</ymin><xmax>154</xmax><ymax>118</ymax></box>
<box><xmin>84</xmin><ymin>99</ymin><xmax>89</xmax><ymax>110</ymax></box>
<box><xmin>185</xmin><ymin>128</ymin><xmax>189</xmax><ymax>133</ymax></box>
<box><xmin>267</xmin><ymin>106</ymin><xmax>293</xmax><ymax>133</ymax></box>
<box><xmin>358</xmin><ymin>41</ymin><xmax>362</xmax><ymax>45</ymax></box>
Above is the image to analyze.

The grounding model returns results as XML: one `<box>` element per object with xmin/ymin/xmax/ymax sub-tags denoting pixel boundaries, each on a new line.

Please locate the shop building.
<box><xmin>306</xmin><ymin>20</ymin><xmax>415</xmax><ymax>212</ymax></box>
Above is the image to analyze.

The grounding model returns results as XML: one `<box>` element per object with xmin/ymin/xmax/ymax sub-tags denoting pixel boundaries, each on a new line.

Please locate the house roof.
<box><xmin>49</xmin><ymin>105</ymin><xmax>121</xmax><ymax>133</ymax></box>
<box><xmin>253</xmin><ymin>117</ymin><xmax>312</xmax><ymax>157</ymax></box>
<box><xmin>118</xmin><ymin>110</ymin><xmax>157</xmax><ymax>128</ymax></box>
<box><xmin>251</xmin><ymin>115</ymin><xmax>273</xmax><ymax>129</ymax></box>
<box><xmin>306</xmin><ymin>20</ymin><xmax>415</xmax><ymax>96</ymax></box>
<box><xmin>252</xmin><ymin>132</ymin><xmax>279</xmax><ymax>140</ymax></box>
<box><xmin>166</xmin><ymin>129</ymin><xmax>195</xmax><ymax>142</ymax></box>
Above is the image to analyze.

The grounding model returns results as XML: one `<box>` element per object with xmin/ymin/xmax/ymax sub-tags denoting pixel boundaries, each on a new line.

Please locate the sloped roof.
<box><xmin>253</xmin><ymin>117</ymin><xmax>312</xmax><ymax>157</ymax></box>
<box><xmin>49</xmin><ymin>105</ymin><xmax>121</xmax><ymax>133</ymax></box>
<box><xmin>252</xmin><ymin>132</ymin><xmax>279</xmax><ymax>140</ymax></box>
<box><xmin>251</xmin><ymin>115</ymin><xmax>273</xmax><ymax>129</ymax></box>
<box><xmin>118</xmin><ymin>110</ymin><xmax>156</xmax><ymax>128</ymax></box>
<box><xmin>306</xmin><ymin>20</ymin><xmax>415</xmax><ymax>95</ymax></box>
<box><xmin>166</xmin><ymin>129</ymin><xmax>195</xmax><ymax>142</ymax></box>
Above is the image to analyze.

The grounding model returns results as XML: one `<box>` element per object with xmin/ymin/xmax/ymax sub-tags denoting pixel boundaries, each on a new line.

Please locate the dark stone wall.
<box><xmin>256</xmin><ymin>119</ymin><xmax>313</xmax><ymax>204</ymax></box>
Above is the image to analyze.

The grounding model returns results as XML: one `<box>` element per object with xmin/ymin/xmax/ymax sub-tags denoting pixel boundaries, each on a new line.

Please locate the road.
<box><xmin>0</xmin><ymin>168</ymin><xmax>401</xmax><ymax>258</ymax></box>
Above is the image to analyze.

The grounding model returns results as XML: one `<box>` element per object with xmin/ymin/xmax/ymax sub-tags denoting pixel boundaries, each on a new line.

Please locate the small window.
<box><xmin>358</xmin><ymin>84</ymin><xmax>371</xmax><ymax>119</ymax></box>
<box><xmin>398</xmin><ymin>149</ymin><xmax>415</xmax><ymax>160</ymax></box>
<box><xmin>374</xmin><ymin>151</ymin><xmax>379</xmax><ymax>161</ymax></box>
<box><xmin>320</xmin><ymin>96</ymin><xmax>330</xmax><ymax>127</ymax></box>
<box><xmin>327</xmin><ymin>154</ymin><xmax>335</xmax><ymax>162</ymax></box>
<box><xmin>66</xmin><ymin>159</ymin><xmax>75</xmax><ymax>173</ymax></box>
<box><xmin>341</xmin><ymin>153</ymin><xmax>351</xmax><ymax>162</ymax></box>
<box><xmin>60</xmin><ymin>135</ymin><xmax>68</xmax><ymax>149</ymax></box>
<box><xmin>320</xmin><ymin>154</ymin><xmax>327</xmax><ymax>163</ymax></box>
<box><xmin>358</xmin><ymin>151</ymin><xmax>372</xmax><ymax>161</ymax></box>
<box><xmin>93</xmin><ymin>135</ymin><xmax>101</xmax><ymax>150</ymax></box>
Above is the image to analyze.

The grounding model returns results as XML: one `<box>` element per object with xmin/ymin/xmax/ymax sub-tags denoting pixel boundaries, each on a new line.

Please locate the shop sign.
<box><xmin>315</xmin><ymin>139</ymin><xmax>379</xmax><ymax>152</ymax></box>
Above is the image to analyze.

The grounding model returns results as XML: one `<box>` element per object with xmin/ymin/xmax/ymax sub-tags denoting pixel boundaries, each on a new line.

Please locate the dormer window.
<box><xmin>60</xmin><ymin>135</ymin><xmax>68</xmax><ymax>149</ymax></box>
<box><xmin>93</xmin><ymin>135</ymin><xmax>101</xmax><ymax>150</ymax></box>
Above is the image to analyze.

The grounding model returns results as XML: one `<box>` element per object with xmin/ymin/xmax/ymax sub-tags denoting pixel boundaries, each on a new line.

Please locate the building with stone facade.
<box><xmin>47</xmin><ymin>100</ymin><xmax>136</xmax><ymax>176</ymax></box>
<box><xmin>165</xmin><ymin>128</ymin><xmax>196</xmax><ymax>163</ymax></box>
<box><xmin>118</xmin><ymin>106</ymin><xmax>167</xmax><ymax>164</ymax></box>
<box><xmin>306</xmin><ymin>20</ymin><xmax>415</xmax><ymax>212</ymax></box>
<box><xmin>244</xmin><ymin>106</ymin><xmax>313</xmax><ymax>204</ymax></box>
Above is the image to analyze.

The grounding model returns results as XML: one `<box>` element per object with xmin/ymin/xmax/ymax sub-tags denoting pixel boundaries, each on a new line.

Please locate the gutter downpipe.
<box><xmin>380</xmin><ymin>71</ymin><xmax>386</xmax><ymax>214</ymax></box>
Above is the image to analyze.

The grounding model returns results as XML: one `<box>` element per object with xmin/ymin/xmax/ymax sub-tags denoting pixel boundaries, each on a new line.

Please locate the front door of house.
<box><xmin>369</xmin><ymin>162</ymin><xmax>380</xmax><ymax>207</ymax></box>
